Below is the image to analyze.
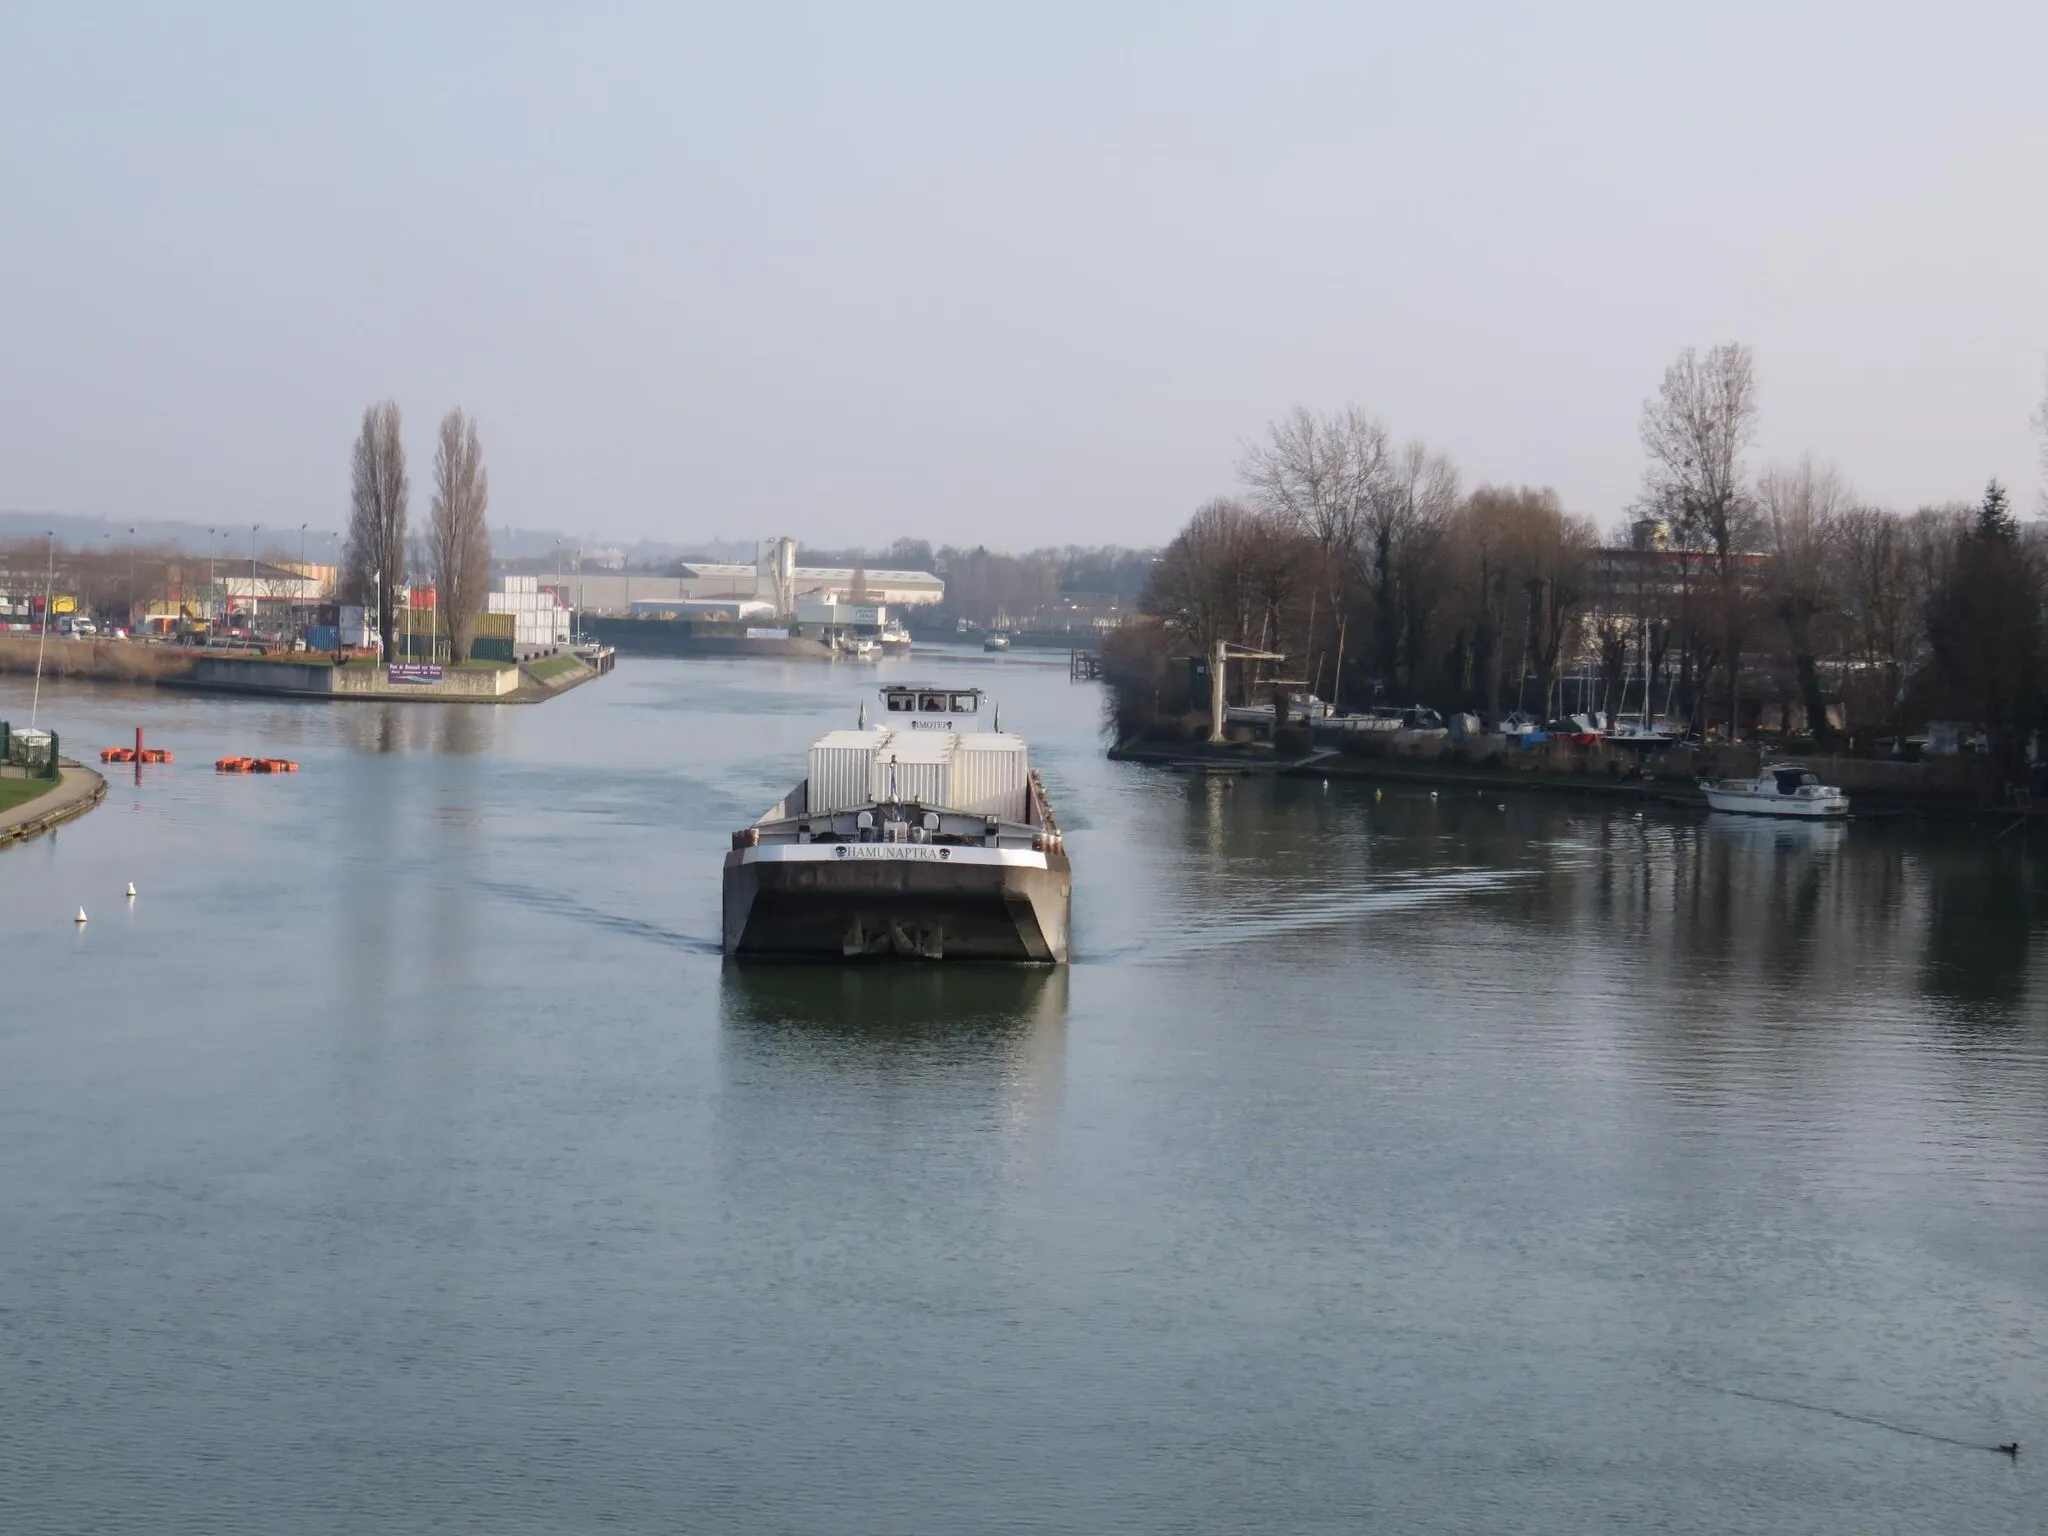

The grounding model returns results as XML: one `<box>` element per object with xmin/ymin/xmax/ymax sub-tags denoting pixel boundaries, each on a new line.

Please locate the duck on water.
<box><xmin>722</xmin><ymin>685</ymin><xmax>1071</xmax><ymax>962</ymax></box>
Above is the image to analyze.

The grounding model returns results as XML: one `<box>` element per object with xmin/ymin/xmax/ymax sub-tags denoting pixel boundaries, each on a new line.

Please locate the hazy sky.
<box><xmin>3</xmin><ymin>2</ymin><xmax>2044</xmax><ymax>549</ymax></box>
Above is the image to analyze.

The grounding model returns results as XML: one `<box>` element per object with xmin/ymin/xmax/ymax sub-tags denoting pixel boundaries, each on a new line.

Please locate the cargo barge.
<box><xmin>723</xmin><ymin>684</ymin><xmax>1071</xmax><ymax>962</ymax></box>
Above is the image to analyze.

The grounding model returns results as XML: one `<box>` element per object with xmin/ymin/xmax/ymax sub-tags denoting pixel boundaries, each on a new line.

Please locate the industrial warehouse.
<box><xmin>573</xmin><ymin>538</ymin><xmax>942</xmax><ymax>658</ymax></box>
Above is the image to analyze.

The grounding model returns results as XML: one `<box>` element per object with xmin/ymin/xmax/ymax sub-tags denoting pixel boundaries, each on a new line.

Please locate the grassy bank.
<box><xmin>0</xmin><ymin>775</ymin><xmax>57</xmax><ymax>814</ymax></box>
<box><xmin>524</xmin><ymin>654</ymin><xmax>582</xmax><ymax>682</ymax></box>
<box><xmin>0</xmin><ymin>635</ymin><xmax>197</xmax><ymax>684</ymax></box>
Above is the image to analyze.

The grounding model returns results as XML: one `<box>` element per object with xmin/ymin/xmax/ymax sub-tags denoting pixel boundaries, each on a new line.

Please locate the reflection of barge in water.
<box><xmin>723</xmin><ymin>685</ymin><xmax>1070</xmax><ymax>962</ymax></box>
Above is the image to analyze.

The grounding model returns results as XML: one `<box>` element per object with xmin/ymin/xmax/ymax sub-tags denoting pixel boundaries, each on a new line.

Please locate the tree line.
<box><xmin>1116</xmin><ymin>346</ymin><xmax>2048</xmax><ymax>782</ymax></box>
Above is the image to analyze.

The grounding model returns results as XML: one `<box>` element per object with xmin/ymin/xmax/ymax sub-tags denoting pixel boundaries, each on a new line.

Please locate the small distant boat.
<box><xmin>982</xmin><ymin>633</ymin><xmax>1010</xmax><ymax>652</ymax></box>
<box><xmin>1224</xmin><ymin>691</ymin><xmax>1327</xmax><ymax>727</ymax></box>
<box><xmin>1604</xmin><ymin>720</ymin><xmax>1678</xmax><ymax>746</ymax></box>
<box><xmin>837</xmin><ymin>636</ymin><xmax>879</xmax><ymax>660</ymax></box>
<box><xmin>879</xmin><ymin>624</ymin><xmax>912</xmax><ymax>652</ymax></box>
<box><xmin>1700</xmin><ymin>762</ymin><xmax>1849</xmax><ymax>819</ymax></box>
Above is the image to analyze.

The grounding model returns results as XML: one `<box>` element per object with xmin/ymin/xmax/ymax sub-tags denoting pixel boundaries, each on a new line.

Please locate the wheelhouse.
<box><xmin>882</xmin><ymin>684</ymin><xmax>987</xmax><ymax>729</ymax></box>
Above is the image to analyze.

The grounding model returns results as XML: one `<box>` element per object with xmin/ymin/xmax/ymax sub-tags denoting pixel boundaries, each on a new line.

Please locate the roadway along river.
<box><xmin>3</xmin><ymin>650</ymin><xmax>2044</xmax><ymax>1533</ymax></box>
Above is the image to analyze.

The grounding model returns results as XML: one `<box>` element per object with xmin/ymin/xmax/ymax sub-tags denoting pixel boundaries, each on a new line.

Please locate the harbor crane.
<box><xmin>1208</xmin><ymin>640</ymin><xmax>1287</xmax><ymax>744</ymax></box>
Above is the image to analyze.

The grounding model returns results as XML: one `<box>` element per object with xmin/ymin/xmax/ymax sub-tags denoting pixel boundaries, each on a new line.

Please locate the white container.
<box><xmin>808</xmin><ymin>729</ymin><xmax>885</xmax><ymax>813</ymax></box>
<box><xmin>949</xmin><ymin>733</ymin><xmax>1029</xmax><ymax>819</ymax></box>
<box><xmin>871</xmin><ymin>730</ymin><xmax>953</xmax><ymax>807</ymax></box>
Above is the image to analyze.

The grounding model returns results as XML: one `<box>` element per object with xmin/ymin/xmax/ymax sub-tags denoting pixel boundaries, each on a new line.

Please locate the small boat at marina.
<box><xmin>1224</xmin><ymin>692</ymin><xmax>1334</xmax><ymax>728</ymax></box>
<box><xmin>982</xmin><ymin>633</ymin><xmax>1011</xmax><ymax>652</ymax></box>
<box><xmin>1604</xmin><ymin>720</ymin><xmax>1679</xmax><ymax>746</ymax></box>
<box><xmin>723</xmin><ymin>685</ymin><xmax>1071</xmax><ymax>961</ymax></box>
<box><xmin>1700</xmin><ymin>762</ymin><xmax>1849</xmax><ymax>819</ymax></box>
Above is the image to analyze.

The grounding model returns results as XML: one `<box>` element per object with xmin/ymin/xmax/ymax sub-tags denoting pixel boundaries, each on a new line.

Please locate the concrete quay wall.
<box><xmin>190</xmin><ymin>657</ymin><xmax>519</xmax><ymax>700</ymax></box>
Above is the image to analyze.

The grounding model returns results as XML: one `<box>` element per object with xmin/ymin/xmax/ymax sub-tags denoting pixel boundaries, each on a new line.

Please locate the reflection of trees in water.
<box><xmin>1917</xmin><ymin>841</ymin><xmax>2040</xmax><ymax>1018</ymax></box>
<box><xmin>1137</xmin><ymin>775</ymin><xmax>2045</xmax><ymax>1037</ymax></box>
<box><xmin>435</xmin><ymin>706</ymin><xmax>491</xmax><ymax>756</ymax></box>
<box><xmin>338</xmin><ymin>703</ymin><xmax>497</xmax><ymax>757</ymax></box>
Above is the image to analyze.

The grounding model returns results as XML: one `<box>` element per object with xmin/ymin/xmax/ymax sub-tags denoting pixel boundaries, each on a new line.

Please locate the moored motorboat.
<box><xmin>982</xmin><ymin>633</ymin><xmax>1011</xmax><ymax>652</ymax></box>
<box><xmin>722</xmin><ymin>684</ymin><xmax>1071</xmax><ymax>961</ymax></box>
<box><xmin>1700</xmin><ymin>762</ymin><xmax>1849</xmax><ymax>818</ymax></box>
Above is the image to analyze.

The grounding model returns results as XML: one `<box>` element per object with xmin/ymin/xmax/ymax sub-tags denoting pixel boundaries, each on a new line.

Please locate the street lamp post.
<box><xmin>207</xmin><ymin>525</ymin><xmax>217</xmax><ymax>627</ymax></box>
<box><xmin>298</xmin><ymin>523</ymin><xmax>308</xmax><ymax>644</ymax></box>
<box><xmin>127</xmin><ymin>527</ymin><xmax>136</xmax><ymax>633</ymax></box>
<box><xmin>30</xmin><ymin>531</ymin><xmax>54</xmax><ymax>729</ymax></box>
<box><xmin>250</xmin><ymin>524</ymin><xmax>259</xmax><ymax>639</ymax></box>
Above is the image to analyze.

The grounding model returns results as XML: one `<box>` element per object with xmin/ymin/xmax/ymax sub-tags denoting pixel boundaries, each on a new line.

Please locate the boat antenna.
<box><xmin>858</xmin><ymin>699</ymin><xmax>868</xmax><ymax>728</ymax></box>
<box><xmin>993</xmin><ymin>703</ymin><xmax>1001</xmax><ymax>731</ymax></box>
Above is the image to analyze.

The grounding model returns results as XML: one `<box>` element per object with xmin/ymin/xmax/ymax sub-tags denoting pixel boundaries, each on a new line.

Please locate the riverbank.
<box><xmin>0</xmin><ymin>636</ymin><xmax>602</xmax><ymax>704</ymax></box>
<box><xmin>1109</xmin><ymin>732</ymin><xmax>2031</xmax><ymax>821</ymax></box>
<box><xmin>0</xmin><ymin>763</ymin><xmax>106</xmax><ymax>851</ymax></box>
<box><xmin>0</xmin><ymin>635</ymin><xmax>193</xmax><ymax>684</ymax></box>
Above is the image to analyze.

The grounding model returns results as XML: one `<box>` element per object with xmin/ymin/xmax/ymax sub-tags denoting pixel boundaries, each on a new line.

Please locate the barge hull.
<box><xmin>723</xmin><ymin>852</ymin><xmax>1071</xmax><ymax>962</ymax></box>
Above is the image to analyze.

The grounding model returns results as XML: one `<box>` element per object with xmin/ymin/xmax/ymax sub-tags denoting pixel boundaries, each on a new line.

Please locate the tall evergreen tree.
<box><xmin>1927</xmin><ymin>478</ymin><xmax>2042</xmax><ymax>788</ymax></box>
<box><xmin>1976</xmin><ymin>479</ymin><xmax>2017</xmax><ymax>542</ymax></box>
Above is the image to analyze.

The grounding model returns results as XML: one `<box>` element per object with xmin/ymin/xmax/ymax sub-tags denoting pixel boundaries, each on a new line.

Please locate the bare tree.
<box><xmin>429</xmin><ymin>408</ymin><xmax>492</xmax><ymax>662</ymax></box>
<box><xmin>1148</xmin><ymin>499</ymin><xmax>1270</xmax><ymax>676</ymax></box>
<box><xmin>345</xmin><ymin>401</ymin><xmax>409</xmax><ymax>658</ymax></box>
<box><xmin>1835</xmin><ymin>506</ymin><xmax>1917</xmax><ymax>731</ymax></box>
<box><xmin>1241</xmin><ymin>407</ymin><xmax>1389</xmax><ymax>703</ymax></box>
<box><xmin>1520</xmin><ymin>502</ymin><xmax>1596</xmax><ymax>720</ymax></box>
<box><xmin>1448</xmin><ymin>486</ymin><xmax>1571</xmax><ymax>717</ymax></box>
<box><xmin>1373</xmin><ymin>440</ymin><xmax>1460</xmax><ymax>698</ymax></box>
<box><xmin>1757</xmin><ymin>457</ymin><xmax>1851</xmax><ymax>742</ymax></box>
<box><xmin>1639</xmin><ymin>344</ymin><xmax>1759</xmax><ymax>737</ymax></box>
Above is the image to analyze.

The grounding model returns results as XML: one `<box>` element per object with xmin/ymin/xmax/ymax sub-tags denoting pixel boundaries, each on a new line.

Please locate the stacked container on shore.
<box><xmin>487</xmin><ymin>575</ymin><xmax>572</xmax><ymax>650</ymax></box>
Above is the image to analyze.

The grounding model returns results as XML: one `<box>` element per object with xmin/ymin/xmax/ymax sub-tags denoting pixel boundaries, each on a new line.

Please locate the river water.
<box><xmin>3</xmin><ymin>651</ymin><xmax>2044</xmax><ymax>1533</ymax></box>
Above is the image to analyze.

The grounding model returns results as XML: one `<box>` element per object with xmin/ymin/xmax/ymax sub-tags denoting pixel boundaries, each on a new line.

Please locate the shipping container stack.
<box><xmin>487</xmin><ymin>574</ymin><xmax>573</xmax><ymax>655</ymax></box>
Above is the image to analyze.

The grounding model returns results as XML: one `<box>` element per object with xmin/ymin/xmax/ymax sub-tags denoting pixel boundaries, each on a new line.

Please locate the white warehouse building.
<box><xmin>556</xmin><ymin>538</ymin><xmax>944</xmax><ymax>617</ymax></box>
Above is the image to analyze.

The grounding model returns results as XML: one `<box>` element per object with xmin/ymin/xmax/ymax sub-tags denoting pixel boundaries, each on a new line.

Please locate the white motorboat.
<box><xmin>1700</xmin><ymin>762</ymin><xmax>1849</xmax><ymax>819</ymax></box>
<box><xmin>982</xmin><ymin>633</ymin><xmax>1011</xmax><ymax>652</ymax></box>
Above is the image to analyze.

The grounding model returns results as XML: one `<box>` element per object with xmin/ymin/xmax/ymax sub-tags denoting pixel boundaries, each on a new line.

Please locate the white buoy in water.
<box><xmin>1429</xmin><ymin>791</ymin><xmax>1438</xmax><ymax>801</ymax></box>
<box><xmin>1322</xmin><ymin>779</ymin><xmax>1329</xmax><ymax>790</ymax></box>
<box><xmin>126</xmin><ymin>882</ymin><xmax>137</xmax><ymax>899</ymax></box>
<box><xmin>75</xmin><ymin>907</ymin><xmax>88</xmax><ymax>924</ymax></box>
